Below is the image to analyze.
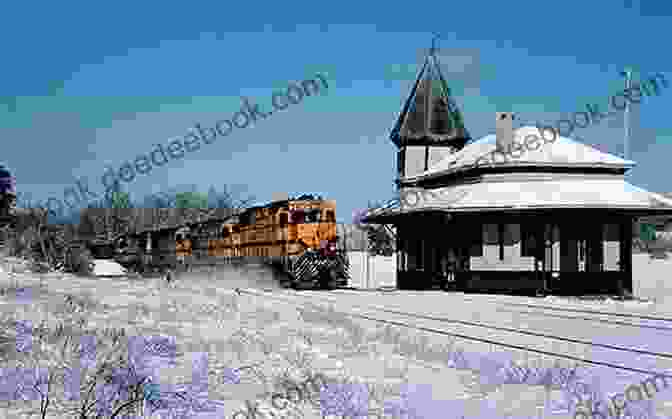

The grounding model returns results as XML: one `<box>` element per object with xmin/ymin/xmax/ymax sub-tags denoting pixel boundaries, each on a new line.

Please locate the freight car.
<box><xmin>175</xmin><ymin>226</ymin><xmax>192</xmax><ymax>267</ymax></box>
<box><xmin>202</xmin><ymin>195</ymin><xmax>350</xmax><ymax>289</ymax></box>
<box><xmin>114</xmin><ymin>226</ymin><xmax>190</xmax><ymax>274</ymax></box>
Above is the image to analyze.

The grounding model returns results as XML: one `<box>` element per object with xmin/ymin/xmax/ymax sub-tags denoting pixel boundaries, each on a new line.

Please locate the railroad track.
<box><xmin>329</xmin><ymin>290</ymin><xmax>672</xmax><ymax>332</ymax></box>
<box><xmin>236</xmin><ymin>288</ymin><xmax>672</xmax><ymax>381</ymax></box>
<box><xmin>490</xmin><ymin>306</ymin><xmax>672</xmax><ymax>332</ymax></box>
<box><xmin>456</xmin><ymin>293</ymin><xmax>672</xmax><ymax>322</ymax></box>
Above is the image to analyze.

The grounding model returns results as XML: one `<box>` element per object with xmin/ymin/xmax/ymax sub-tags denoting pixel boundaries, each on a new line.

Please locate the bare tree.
<box><xmin>355</xmin><ymin>199</ymin><xmax>397</xmax><ymax>256</ymax></box>
<box><xmin>12</xmin><ymin>207</ymin><xmax>52</xmax><ymax>265</ymax></box>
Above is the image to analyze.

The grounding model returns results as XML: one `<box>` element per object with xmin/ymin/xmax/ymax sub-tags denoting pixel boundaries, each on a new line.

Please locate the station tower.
<box><xmin>390</xmin><ymin>41</ymin><xmax>471</xmax><ymax>182</ymax></box>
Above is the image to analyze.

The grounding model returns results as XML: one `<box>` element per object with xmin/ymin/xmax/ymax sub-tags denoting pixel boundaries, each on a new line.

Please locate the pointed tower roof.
<box><xmin>390</xmin><ymin>42</ymin><xmax>471</xmax><ymax>148</ymax></box>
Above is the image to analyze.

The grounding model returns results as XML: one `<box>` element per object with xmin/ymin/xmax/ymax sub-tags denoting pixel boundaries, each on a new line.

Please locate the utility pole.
<box><xmin>620</xmin><ymin>69</ymin><xmax>633</xmax><ymax>161</ymax></box>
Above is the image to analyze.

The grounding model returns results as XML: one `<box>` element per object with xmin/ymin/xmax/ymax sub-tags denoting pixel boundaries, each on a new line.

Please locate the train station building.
<box><xmin>363</xmin><ymin>48</ymin><xmax>672</xmax><ymax>295</ymax></box>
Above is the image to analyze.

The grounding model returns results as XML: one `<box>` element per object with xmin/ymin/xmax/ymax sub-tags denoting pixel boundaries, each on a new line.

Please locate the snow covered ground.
<box><xmin>0</xmin><ymin>261</ymin><xmax>597</xmax><ymax>419</ymax></box>
<box><xmin>0</xmin><ymin>254</ymin><xmax>670</xmax><ymax>419</ymax></box>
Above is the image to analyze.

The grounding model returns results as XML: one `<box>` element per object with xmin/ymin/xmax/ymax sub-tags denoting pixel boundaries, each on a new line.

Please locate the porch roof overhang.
<box><xmin>362</xmin><ymin>176</ymin><xmax>672</xmax><ymax>224</ymax></box>
<box><xmin>363</xmin><ymin>207</ymin><xmax>451</xmax><ymax>224</ymax></box>
<box><xmin>364</xmin><ymin>206</ymin><xmax>672</xmax><ymax>224</ymax></box>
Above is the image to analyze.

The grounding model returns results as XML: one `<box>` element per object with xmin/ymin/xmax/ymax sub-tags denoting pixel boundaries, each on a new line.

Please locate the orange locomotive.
<box><xmin>205</xmin><ymin>195</ymin><xmax>350</xmax><ymax>289</ymax></box>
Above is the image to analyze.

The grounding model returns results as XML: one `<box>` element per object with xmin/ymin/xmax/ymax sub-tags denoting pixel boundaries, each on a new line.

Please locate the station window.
<box><xmin>469</xmin><ymin>224</ymin><xmax>484</xmax><ymax>257</ymax></box>
<box><xmin>521</xmin><ymin>223</ymin><xmax>540</xmax><ymax>257</ymax></box>
<box><xmin>279</xmin><ymin>213</ymin><xmax>288</xmax><ymax>226</ymax></box>
<box><xmin>290</xmin><ymin>209</ymin><xmax>305</xmax><ymax>224</ymax></box>
<box><xmin>325</xmin><ymin>210</ymin><xmax>335</xmax><ymax>222</ymax></box>
<box><xmin>405</xmin><ymin>240</ymin><xmax>417</xmax><ymax>269</ymax></box>
<box><xmin>498</xmin><ymin>224</ymin><xmax>505</xmax><ymax>261</ymax></box>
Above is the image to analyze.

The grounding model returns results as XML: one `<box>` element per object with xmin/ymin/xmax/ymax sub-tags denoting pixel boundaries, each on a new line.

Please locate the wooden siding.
<box><xmin>404</xmin><ymin>146</ymin><xmax>427</xmax><ymax>178</ymax></box>
<box><xmin>428</xmin><ymin>146</ymin><xmax>456</xmax><ymax>168</ymax></box>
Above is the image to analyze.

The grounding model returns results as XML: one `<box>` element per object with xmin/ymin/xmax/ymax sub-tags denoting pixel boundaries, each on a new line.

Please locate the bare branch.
<box><xmin>108</xmin><ymin>390</ymin><xmax>144</xmax><ymax>419</ymax></box>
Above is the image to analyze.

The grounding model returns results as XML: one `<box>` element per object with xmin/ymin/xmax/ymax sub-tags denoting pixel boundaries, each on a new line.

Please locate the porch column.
<box><xmin>540</xmin><ymin>223</ymin><xmax>561</xmax><ymax>275</ymax></box>
<box><xmin>551</xmin><ymin>224</ymin><xmax>560</xmax><ymax>272</ymax></box>
<box><xmin>620</xmin><ymin>217</ymin><xmax>633</xmax><ymax>295</ymax></box>
<box><xmin>396</xmin><ymin>224</ymin><xmax>405</xmax><ymax>272</ymax></box>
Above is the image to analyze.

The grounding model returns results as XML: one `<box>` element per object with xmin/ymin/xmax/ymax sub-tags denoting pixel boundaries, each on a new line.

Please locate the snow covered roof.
<box><xmin>404</xmin><ymin>126</ymin><xmax>636</xmax><ymax>182</ymax></box>
<box><xmin>364</xmin><ymin>174</ymin><xmax>672</xmax><ymax>222</ymax></box>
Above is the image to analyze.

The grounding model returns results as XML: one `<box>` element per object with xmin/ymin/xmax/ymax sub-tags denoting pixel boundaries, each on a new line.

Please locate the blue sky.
<box><xmin>1</xmin><ymin>0</ymin><xmax>670</xmax><ymax>223</ymax></box>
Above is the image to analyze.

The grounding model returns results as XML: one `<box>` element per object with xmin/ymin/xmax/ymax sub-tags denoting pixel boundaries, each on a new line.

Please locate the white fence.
<box><xmin>632</xmin><ymin>253</ymin><xmax>672</xmax><ymax>301</ymax></box>
<box><xmin>346</xmin><ymin>251</ymin><xmax>396</xmax><ymax>289</ymax></box>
